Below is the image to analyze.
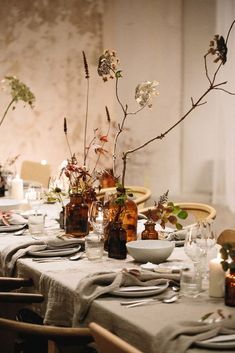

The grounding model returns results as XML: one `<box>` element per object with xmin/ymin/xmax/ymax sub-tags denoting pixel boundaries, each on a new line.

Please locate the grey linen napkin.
<box><xmin>1</xmin><ymin>237</ymin><xmax>83</xmax><ymax>276</ymax></box>
<box><xmin>153</xmin><ymin>318</ymin><xmax>235</xmax><ymax>353</ymax></box>
<box><xmin>74</xmin><ymin>269</ymin><xmax>180</xmax><ymax>322</ymax></box>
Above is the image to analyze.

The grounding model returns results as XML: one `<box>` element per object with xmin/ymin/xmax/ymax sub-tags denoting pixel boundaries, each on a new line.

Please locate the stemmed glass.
<box><xmin>25</xmin><ymin>183</ymin><xmax>44</xmax><ymax>214</ymax></box>
<box><xmin>86</xmin><ymin>201</ymin><xmax>109</xmax><ymax>260</ymax></box>
<box><xmin>89</xmin><ymin>200</ymin><xmax>109</xmax><ymax>236</ymax></box>
<box><xmin>184</xmin><ymin>220</ymin><xmax>216</xmax><ymax>282</ymax></box>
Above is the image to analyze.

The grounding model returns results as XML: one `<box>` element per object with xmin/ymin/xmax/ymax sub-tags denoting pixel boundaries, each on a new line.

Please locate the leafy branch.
<box><xmin>121</xmin><ymin>21</ymin><xmax>235</xmax><ymax>186</ymax></box>
<box><xmin>0</xmin><ymin>76</ymin><xmax>35</xmax><ymax>128</ymax></box>
<box><xmin>145</xmin><ymin>190</ymin><xmax>188</xmax><ymax>230</ymax></box>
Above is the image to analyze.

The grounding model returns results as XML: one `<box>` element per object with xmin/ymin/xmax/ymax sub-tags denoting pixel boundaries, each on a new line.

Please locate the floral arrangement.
<box><xmin>0</xmin><ymin>76</ymin><xmax>35</xmax><ymax>193</ymax></box>
<box><xmin>59</xmin><ymin>52</ymin><xmax>112</xmax><ymax>198</ymax></box>
<box><xmin>144</xmin><ymin>190</ymin><xmax>187</xmax><ymax>230</ymax></box>
<box><xmin>97</xmin><ymin>21</ymin><xmax>235</xmax><ymax>189</ymax></box>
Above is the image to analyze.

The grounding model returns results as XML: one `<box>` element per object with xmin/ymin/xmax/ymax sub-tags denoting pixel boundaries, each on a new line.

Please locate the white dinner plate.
<box><xmin>195</xmin><ymin>334</ymin><xmax>235</xmax><ymax>349</ymax></box>
<box><xmin>155</xmin><ymin>261</ymin><xmax>188</xmax><ymax>273</ymax></box>
<box><xmin>110</xmin><ymin>282</ymin><xmax>169</xmax><ymax>297</ymax></box>
<box><xmin>28</xmin><ymin>246</ymin><xmax>81</xmax><ymax>257</ymax></box>
<box><xmin>0</xmin><ymin>198</ymin><xmax>22</xmax><ymax>211</ymax></box>
<box><xmin>0</xmin><ymin>224</ymin><xmax>27</xmax><ymax>233</ymax></box>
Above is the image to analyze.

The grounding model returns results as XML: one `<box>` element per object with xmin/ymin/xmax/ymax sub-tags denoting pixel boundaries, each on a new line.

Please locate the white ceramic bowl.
<box><xmin>126</xmin><ymin>240</ymin><xmax>175</xmax><ymax>264</ymax></box>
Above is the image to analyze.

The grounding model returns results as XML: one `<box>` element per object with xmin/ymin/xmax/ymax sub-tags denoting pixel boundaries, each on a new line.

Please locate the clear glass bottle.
<box><xmin>108</xmin><ymin>221</ymin><xmax>127</xmax><ymax>259</ymax></box>
<box><xmin>65</xmin><ymin>193</ymin><xmax>89</xmax><ymax>237</ymax></box>
<box><xmin>141</xmin><ymin>220</ymin><xmax>158</xmax><ymax>240</ymax></box>
<box><xmin>225</xmin><ymin>268</ymin><xmax>235</xmax><ymax>307</ymax></box>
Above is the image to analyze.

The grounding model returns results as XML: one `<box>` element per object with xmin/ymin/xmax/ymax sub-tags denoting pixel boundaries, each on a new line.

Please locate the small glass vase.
<box><xmin>107</xmin><ymin>221</ymin><xmax>127</xmax><ymax>260</ymax></box>
<box><xmin>65</xmin><ymin>193</ymin><xmax>89</xmax><ymax>237</ymax></box>
<box><xmin>225</xmin><ymin>269</ymin><xmax>235</xmax><ymax>307</ymax></box>
<box><xmin>141</xmin><ymin>220</ymin><xmax>158</xmax><ymax>240</ymax></box>
<box><xmin>104</xmin><ymin>187</ymin><xmax>138</xmax><ymax>245</ymax></box>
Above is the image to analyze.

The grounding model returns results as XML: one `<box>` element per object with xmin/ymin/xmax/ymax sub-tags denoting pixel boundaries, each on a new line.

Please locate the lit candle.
<box><xmin>209</xmin><ymin>255</ymin><xmax>225</xmax><ymax>298</ymax></box>
<box><xmin>11</xmin><ymin>175</ymin><xmax>24</xmax><ymax>200</ymax></box>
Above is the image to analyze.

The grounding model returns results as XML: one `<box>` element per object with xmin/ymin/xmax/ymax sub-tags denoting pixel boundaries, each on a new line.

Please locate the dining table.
<box><xmin>0</xmin><ymin>200</ymin><xmax>235</xmax><ymax>353</ymax></box>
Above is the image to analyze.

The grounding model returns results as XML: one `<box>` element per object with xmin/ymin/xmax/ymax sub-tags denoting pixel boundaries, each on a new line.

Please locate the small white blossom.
<box><xmin>135</xmin><ymin>80</ymin><xmax>159</xmax><ymax>108</ymax></box>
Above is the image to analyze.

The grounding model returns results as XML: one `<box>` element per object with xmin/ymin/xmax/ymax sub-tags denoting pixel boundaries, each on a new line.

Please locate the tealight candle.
<box><xmin>11</xmin><ymin>175</ymin><xmax>23</xmax><ymax>200</ymax></box>
<box><xmin>209</xmin><ymin>256</ymin><xmax>225</xmax><ymax>298</ymax></box>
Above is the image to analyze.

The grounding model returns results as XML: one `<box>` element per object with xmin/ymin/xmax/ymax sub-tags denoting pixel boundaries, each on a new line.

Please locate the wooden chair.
<box><xmin>0</xmin><ymin>317</ymin><xmax>93</xmax><ymax>353</ymax></box>
<box><xmin>0</xmin><ymin>277</ymin><xmax>93</xmax><ymax>353</ymax></box>
<box><xmin>98</xmin><ymin>186</ymin><xmax>151</xmax><ymax>209</ymax></box>
<box><xmin>20</xmin><ymin>160</ymin><xmax>51</xmax><ymax>188</ymax></box>
<box><xmin>138</xmin><ymin>202</ymin><xmax>216</xmax><ymax>228</ymax></box>
<box><xmin>0</xmin><ymin>276</ymin><xmax>34</xmax><ymax>292</ymax></box>
<box><xmin>89</xmin><ymin>322</ymin><xmax>143</xmax><ymax>353</ymax></box>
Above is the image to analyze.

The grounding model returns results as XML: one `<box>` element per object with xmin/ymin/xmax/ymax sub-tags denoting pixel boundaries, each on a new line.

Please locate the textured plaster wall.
<box><xmin>0</xmin><ymin>0</ymin><xmax>111</xmax><ymax>175</ymax></box>
<box><xmin>0</xmin><ymin>0</ymin><xmax>183</xmax><ymax>201</ymax></box>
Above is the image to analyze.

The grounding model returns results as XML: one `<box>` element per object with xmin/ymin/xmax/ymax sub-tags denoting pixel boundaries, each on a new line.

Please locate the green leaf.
<box><xmin>175</xmin><ymin>223</ymin><xmax>183</xmax><ymax>230</ymax></box>
<box><xmin>177</xmin><ymin>210</ymin><xmax>188</xmax><ymax>219</ymax></box>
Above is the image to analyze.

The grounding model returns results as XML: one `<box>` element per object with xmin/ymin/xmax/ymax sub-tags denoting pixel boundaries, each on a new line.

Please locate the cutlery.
<box><xmin>120</xmin><ymin>294</ymin><xmax>179</xmax><ymax>308</ymax></box>
<box><xmin>69</xmin><ymin>252</ymin><xmax>84</xmax><ymax>261</ymax></box>
<box><xmin>32</xmin><ymin>257</ymin><xmax>67</xmax><ymax>263</ymax></box>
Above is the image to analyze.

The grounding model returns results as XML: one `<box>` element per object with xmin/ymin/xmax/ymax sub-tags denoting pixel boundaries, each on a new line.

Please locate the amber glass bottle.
<box><xmin>225</xmin><ymin>268</ymin><xmax>235</xmax><ymax>307</ymax></box>
<box><xmin>108</xmin><ymin>221</ymin><xmax>127</xmax><ymax>259</ymax></box>
<box><xmin>141</xmin><ymin>220</ymin><xmax>158</xmax><ymax>240</ymax></box>
<box><xmin>65</xmin><ymin>193</ymin><xmax>89</xmax><ymax>237</ymax></box>
<box><xmin>104</xmin><ymin>188</ymin><xmax>138</xmax><ymax>248</ymax></box>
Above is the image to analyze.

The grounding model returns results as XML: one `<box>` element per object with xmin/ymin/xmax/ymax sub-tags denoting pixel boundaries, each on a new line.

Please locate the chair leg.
<box><xmin>48</xmin><ymin>340</ymin><xmax>59</xmax><ymax>353</ymax></box>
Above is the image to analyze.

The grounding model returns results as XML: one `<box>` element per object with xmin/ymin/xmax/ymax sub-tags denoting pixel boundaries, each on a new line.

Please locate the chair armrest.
<box><xmin>0</xmin><ymin>277</ymin><xmax>33</xmax><ymax>292</ymax></box>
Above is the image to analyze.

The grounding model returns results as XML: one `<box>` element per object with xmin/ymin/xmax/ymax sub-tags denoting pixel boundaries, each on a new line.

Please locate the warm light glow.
<box><xmin>41</xmin><ymin>160</ymin><xmax>47</xmax><ymax>165</ymax></box>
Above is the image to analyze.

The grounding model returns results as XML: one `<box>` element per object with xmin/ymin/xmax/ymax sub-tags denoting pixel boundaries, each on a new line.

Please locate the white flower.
<box><xmin>135</xmin><ymin>80</ymin><xmax>159</xmax><ymax>108</ymax></box>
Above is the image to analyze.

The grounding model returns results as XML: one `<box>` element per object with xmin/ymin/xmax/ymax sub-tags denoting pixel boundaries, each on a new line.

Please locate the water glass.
<box><xmin>85</xmin><ymin>232</ymin><xmax>104</xmax><ymax>260</ymax></box>
<box><xmin>180</xmin><ymin>268</ymin><xmax>202</xmax><ymax>298</ymax></box>
<box><xmin>28</xmin><ymin>213</ymin><xmax>45</xmax><ymax>235</ymax></box>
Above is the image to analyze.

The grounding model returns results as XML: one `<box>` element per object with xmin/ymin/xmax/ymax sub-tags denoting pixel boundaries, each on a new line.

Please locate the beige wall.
<box><xmin>0</xmin><ymin>0</ymin><xmax>219</xmax><ymax>203</ymax></box>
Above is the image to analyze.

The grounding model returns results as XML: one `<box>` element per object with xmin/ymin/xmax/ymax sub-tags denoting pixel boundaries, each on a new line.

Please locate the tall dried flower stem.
<box><xmin>121</xmin><ymin>21</ymin><xmax>235</xmax><ymax>187</ymax></box>
<box><xmin>83</xmin><ymin>51</ymin><xmax>90</xmax><ymax>166</ymax></box>
<box><xmin>112</xmin><ymin>75</ymin><xmax>146</xmax><ymax>175</ymax></box>
<box><xmin>0</xmin><ymin>97</ymin><xmax>16</xmax><ymax>128</ymax></box>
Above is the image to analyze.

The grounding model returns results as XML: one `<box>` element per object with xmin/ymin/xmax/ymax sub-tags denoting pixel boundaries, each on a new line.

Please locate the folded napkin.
<box><xmin>1</xmin><ymin>236</ymin><xmax>84</xmax><ymax>276</ymax></box>
<box><xmin>153</xmin><ymin>318</ymin><xmax>235</xmax><ymax>353</ymax></box>
<box><xmin>0</xmin><ymin>212</ymin><xmax>27</xmax><ymax>226</ymax></box>
<box><xmin>74</xmin><ymin>269</ymin><xmax>180</xmax><ymax>322</ymax></box>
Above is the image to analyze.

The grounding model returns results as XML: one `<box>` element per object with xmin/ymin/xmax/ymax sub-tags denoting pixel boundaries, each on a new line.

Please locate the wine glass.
<box><xmin>184</xmin><ymin>220</ymin><xmax>216</xmax><ymax>283</ymax></box>
<box><xmin>25</xmin><ymin>183</ymin><xmax>44</xmax><ymax>214</ymax></box>
<box><xmin>184</xmin><ymin>223</ymin><xmax>205</xmax><ymax>270</ymax></box>
<box><xmin>195</xmin><ymin>220</ymin><xmax>216</xmax><ymax>281</ymax></box>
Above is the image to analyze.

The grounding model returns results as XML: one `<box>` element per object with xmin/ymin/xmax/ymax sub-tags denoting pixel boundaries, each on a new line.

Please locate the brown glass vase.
<box><xmin>225</xmin><ymin>268</ymin><xmax>235</xmax><ymax>307</ymax></box>
<box><xmin>108</xmin><ymin>221</ymin><xmax>127</xmax><ymax>259</ymax></box>
<box><xmin>104</xmin><ymin>188</ymin><xmax>138</xmax><ymax>248</ymax></box>
<box><xmin>141</xmin><ymin>220</ymin><xmax>158</xmax><ymax>240</ymax></box>
<box><xmin>65</xmin><ymin>193</ymin><xmax>89</xmax><ymax>237</ymax></box>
